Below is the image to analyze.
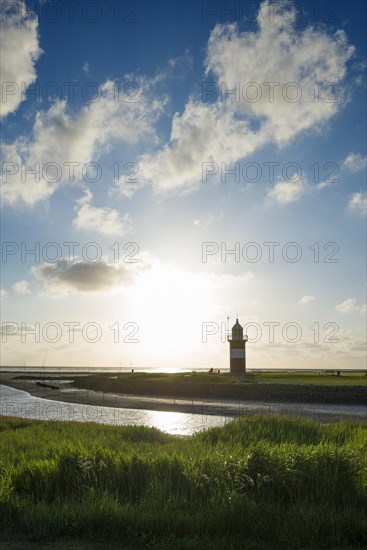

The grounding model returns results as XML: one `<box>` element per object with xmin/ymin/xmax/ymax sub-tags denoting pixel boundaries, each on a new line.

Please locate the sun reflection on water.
<box><xmin>140</xmin><ymin>408</ymin><xmax>228</xmax><ymax>435</ymax></box>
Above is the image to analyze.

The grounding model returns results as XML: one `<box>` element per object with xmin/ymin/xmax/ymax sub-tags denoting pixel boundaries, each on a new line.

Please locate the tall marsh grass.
<box><xmin>0</xmin><ymin>415</ymin><xmax>366</xmax><ymax>548</ymax></box>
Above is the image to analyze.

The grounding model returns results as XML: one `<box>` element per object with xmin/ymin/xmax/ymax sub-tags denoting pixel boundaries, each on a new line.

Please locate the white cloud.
<box><xmin>193</xmin><ymin>210</ymin><xmax>224</xmax><ymax>228</ymax></box>
<box><xmin>82</xmin><ymin>61</ymin><xmax>90</xmax><ymax>76</ymax></box>
<box><xmin>75</xmin><ymin>188</ymin><xmax>93</xmax><ymax>206</ymax></box>
<box><xmin>112</xmin><ymin>173</ymin><xmax>145</xmax><ymax>198</ymax></box>
<box><xmin>73</xmin><ymin>203</ymin><xmax>132</xmax><ymax>236</ymax></box>
<box><xmin>336</xmin><ymin>298</ymin><xmax>366</xmax><ymax>314</ymax></box>
<box><xmin>336</xmin><ymin>298</ymin><xmax>356</xmax><ymax>312</ymax></box>
<box><xmin>0</xmin><ymin>0</ymin><xmax>42</xmax><ymax>117</ymax></box>
<box><xmin>12</xmin><ymin>280</ymin><xmax>31</xmax><ymax>294</ymax></box>
<box><xmin>348</xmin><ymin>192</ymin><xmax>367</xmax><ymax>216</ymax></box>
<box><xmin>267</xmin><ymin>174</ymin><xmax>306</xmax><ymax>203</ymax></box>
<box><xmin>1</xmin><ymin>77</ymin><xmax>165</xmax><ymax>206</ymax></box>
<box><xmin>135</xmin><ymin>1</ymin><xmax>354</xmax><ymax>195</ymax></box>
<box><xmin>206</xmin><ymin>6</ymin><xmax>354</xmax><ymax>144</ymax></box>
<box><xmin>298</xmin><ymin>295</ymin><xmax>315</xmax><ymax>305</ymax></box>
<box><xmin>137</xmin><ymin>99</ymin><xmax>266</xmax><ymax>194</ymax></box>
<box><xmin>73</xmin><ymin>189</ymin><xmax>132</xmax><ymax>236</ymax></box>
<box><xmin>343</xmin><ymin>153</ymin><xmax>367</xmax><ymax>173</ymax></box>
<box><xmin>32</xmin><ymin>257</ymin><xmax>141</xmax><ymax>296</ymax></box>
<box><xmin>202</xmin><ymin>270</ymin><xmax>254</xmax><ymax>289</ymax></box>
<box><xmin>2</xmin><ymin>1</ymin><xmax>355</xmax><ymax>203</ymax></box>
<box><xmin>0</xmin><ymin>289</ymin><xmax>8</xmax><ymax>298</ymax></box>
<box><xmin>348</xmin><ymin>339</ymin><xmax>367</xmax><ymax>353</ymax></box>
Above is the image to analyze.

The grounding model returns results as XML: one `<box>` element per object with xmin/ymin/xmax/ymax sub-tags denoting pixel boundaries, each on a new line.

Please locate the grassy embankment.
<box><xmin>69</xmin><ymin>371</ymin><xmax>367</xmax><ymax>405</ymax></box>
<box><xmin>254</xmin><ymin>370</ymin><xmax>367</xmax><ymax>386</ymax></box>
<box><xmin>0</xmin><ymin>415</ymin><xmax>366</xmax><ymax>549</ymax></box>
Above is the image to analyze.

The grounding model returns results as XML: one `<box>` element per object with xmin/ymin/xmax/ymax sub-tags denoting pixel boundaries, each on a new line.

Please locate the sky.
<box><xmin>0</xmin><ymin>0</ymin><xmax>366</xmax><ymax>371</ymax></box>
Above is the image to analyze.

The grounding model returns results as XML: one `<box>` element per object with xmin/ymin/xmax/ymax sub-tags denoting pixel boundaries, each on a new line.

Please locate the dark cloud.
<box><xmin>32</xmin><ymin>258</ymin><xmax>137</xmax><ymax>295</ymax></box>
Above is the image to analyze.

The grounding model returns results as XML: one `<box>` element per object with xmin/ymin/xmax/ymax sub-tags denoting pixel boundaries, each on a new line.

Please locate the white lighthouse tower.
<box><xmin>227</xmin><ymin>318</ymin><xmax>248</xmax><ymax>374</ymax></box>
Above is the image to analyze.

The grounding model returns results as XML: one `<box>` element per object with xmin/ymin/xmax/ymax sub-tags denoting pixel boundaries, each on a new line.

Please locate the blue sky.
<box><xmin>1</xmin><ymin>0</ymin><xmax>366</xmax><ymax>370</ymax></box>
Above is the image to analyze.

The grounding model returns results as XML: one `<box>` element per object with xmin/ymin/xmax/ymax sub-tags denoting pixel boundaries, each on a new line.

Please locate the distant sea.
<box><xmin>0</xmin><ymin>366</ymin><xmax>209</xmax><ymax>374</ymax></box>
<box><xmin>0</xmin><ymin>366</ymin><xmax>364</xmax><ymax>374</ymax></box>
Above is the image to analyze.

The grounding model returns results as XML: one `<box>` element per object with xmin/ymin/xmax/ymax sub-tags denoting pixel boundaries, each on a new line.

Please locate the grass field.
<box><xmin>69</xmin><ymin>370</ymin><xmax>367</xmax><ymax>405</ymax></box>
<box><xmin>111</xmin><ymin>370</ymin><xmax>367</xmax><ymax>386</ymax></box>
<box><xmin>253</xmin><ymin>370</ymin><xmax>367</xmax><ymax>386</ymax></box>
<box><xmin>0</xmin><ymin>415</ymin><xmax>366</xmax><ymax>549</ymax></box>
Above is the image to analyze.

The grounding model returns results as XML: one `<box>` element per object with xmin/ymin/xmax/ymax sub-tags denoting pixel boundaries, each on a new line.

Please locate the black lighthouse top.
<box><xmin>231</xmin><ymin>318</ymin><xmax>243</xmax><ymax>341</ymax></box>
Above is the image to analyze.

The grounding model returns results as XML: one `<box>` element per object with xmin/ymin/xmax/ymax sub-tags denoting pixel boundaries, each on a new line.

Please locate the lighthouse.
<box><xmin>227</xmin><ymin>318</ymin><xmax>248</xmax><ymax>374</ymax></box>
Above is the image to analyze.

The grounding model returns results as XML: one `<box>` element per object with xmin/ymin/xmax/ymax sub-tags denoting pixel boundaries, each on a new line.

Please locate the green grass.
<box><xmin>0</xmin><ymin>415</ymin><xmax>366</xmax><ymax>549</ymax></box>
<box><xmin>253</xmin><ymin>371</ymin><xmax>367</xmax><ymax>386</ymax></box>
<box><xmin>113</xmin><ymin>370</ymin><xmax>367</xmax><ymax>387</ymax></box>
<box><xmin>70</xmin><ymin>371</ymin><xmax>367</xmax><ymax>405</ymax></box>
<box><xmin>115</xmin><ymin>370</ymin><xmax>367</xmax><ymax>386</ymax></box>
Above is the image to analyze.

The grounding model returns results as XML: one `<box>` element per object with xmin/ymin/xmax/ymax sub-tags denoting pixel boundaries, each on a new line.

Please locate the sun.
<box><xmin>128</xmin><ymin>262</ymin><xmax>215</xmax><ymax>356</ymax></box>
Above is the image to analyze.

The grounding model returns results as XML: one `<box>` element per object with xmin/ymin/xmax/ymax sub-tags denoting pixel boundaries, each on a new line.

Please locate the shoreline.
<box><xmin>1</xmin><ymin>373</ymin><xmax>366</xmax><ymax>423</ymax></box>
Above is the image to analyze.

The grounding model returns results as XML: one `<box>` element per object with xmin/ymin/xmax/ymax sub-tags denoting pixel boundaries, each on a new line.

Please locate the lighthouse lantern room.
<box><xmin>227</xmin><ymin>318</ymin><xmax>248</xmax><ymax>374</ymax></box>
